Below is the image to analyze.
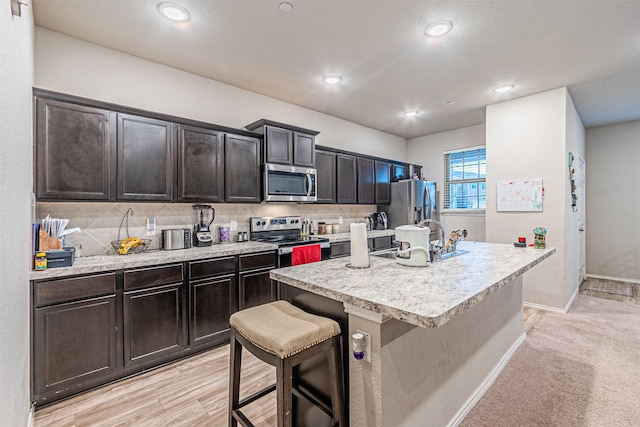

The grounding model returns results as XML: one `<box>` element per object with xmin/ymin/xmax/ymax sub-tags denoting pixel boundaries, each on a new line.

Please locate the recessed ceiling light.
<box><xmin>404</xmin><ymin>111</ymin><xmax>419</xmax><ymax>117</ymax></box>
<box><xmin>158</xmin><ymin>2</ymin><xmax>190</xmax><ymax>22</ymax></box>
<box><xmin>424</xmin><ymin>21</ymin><xmax>453</xmax><ymax>37</ymax></box>
<box><xmin>446</xmin><ymin>101</ymin><xmax>455</xmax><ymax>105</ymax></box>
<box><xmin>279</xmin><ymin>2</ymin><xmax>293</xmax><ymax>12</ymax></box>
<box><xmin>322</xmin><ymin>75</ymin><xmax>342</xmax><ymax>85</ymax></box>
<box><xmin>493</xmin><ymin>84</ymin><xmax>515</xmax><ymax>93</ymax></box>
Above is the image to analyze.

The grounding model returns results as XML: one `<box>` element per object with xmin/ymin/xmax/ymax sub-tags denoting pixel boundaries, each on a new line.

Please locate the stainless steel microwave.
<box><xmin>264</xmin><ymin>163</ymin><xmax>317</xmax><ymax>202</ymax></box>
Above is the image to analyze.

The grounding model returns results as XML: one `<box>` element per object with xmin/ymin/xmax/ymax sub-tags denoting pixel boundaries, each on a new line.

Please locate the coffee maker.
<box><xmin>192</xmin><ymin>204</ymin><xmax>215</xmax><ymax>247</ymax></box>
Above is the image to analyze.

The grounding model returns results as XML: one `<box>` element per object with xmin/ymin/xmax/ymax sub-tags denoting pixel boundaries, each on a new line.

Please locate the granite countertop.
<box><xmin>324</xmin><ymin>229</ymin><xmax>396</xmax><ymax>243</ymax></box>
<box><xmin>270</xmin><ymin>241</ymin><xmax>555</xmax><ymax>329</ymax></box>
<box><xmin>29</xmin><ymin>241</ymin><xmax>278</xmax><ymax>280</ymax></box>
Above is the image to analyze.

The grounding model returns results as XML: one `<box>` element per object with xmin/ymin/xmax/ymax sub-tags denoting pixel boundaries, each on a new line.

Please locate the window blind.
<box><xmin>443</xmin><ymin>147</ymin><xmax>486</xmax><ymax>210</ymax></box>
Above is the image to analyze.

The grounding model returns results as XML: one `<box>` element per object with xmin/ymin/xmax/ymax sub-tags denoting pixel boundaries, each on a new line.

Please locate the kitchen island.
<box><xmin>271</xmin><ymin>241</ymin><xmax>555</xmax><ymax>427</ymax></box>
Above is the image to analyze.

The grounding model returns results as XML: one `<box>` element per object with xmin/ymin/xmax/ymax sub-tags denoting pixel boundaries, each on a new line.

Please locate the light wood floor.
<box><xmin>36</xmin><ymin>278</ymin><xmax>636</xmax><ymax>426</ymax></box>
<box><xmin>34</xmin><ymin>348</ymin><xmax>277</xmax><ymax>427</ymax></box>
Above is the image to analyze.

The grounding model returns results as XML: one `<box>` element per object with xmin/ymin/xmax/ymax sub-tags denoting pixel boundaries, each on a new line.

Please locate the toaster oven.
<box><xmin>162</xmin><ymin>228</ymin><xmax>191</xmax><ymax>250</ymax></box>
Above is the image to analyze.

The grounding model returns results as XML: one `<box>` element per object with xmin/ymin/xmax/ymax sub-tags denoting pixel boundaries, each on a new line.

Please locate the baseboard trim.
<box><xmin>447</xmin><ymin>332</ymin><xmax>527</xmax><ymax>427</ymax></box>
<box><xmin>586</xmin><ymin>274</ymin><xmax>640</xmax><ymax>285</ymax></box>
<box><xmin>523</xmin><ymin>301</ymin><xmax>567</xmax><ymax>314</ymax></box>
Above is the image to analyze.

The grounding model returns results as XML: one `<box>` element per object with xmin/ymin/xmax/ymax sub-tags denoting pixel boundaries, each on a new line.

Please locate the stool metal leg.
<box><xmin>229</xmin><ymin>328</ymin><xmax>243</xmax><ymax>427</ymax></box>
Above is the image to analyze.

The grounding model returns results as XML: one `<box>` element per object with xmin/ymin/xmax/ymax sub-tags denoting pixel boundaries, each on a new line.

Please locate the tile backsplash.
<box><xmin>36</xmin><ymin>202</ymin><xmax>378</xmax><ymax>257</ymax></box>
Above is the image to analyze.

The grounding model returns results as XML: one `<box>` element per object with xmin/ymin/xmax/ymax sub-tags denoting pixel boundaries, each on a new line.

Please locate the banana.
<box><xmin>118</xmin><ymin>237</ymin><xmax>144</xmax><ymax>255</ymax></box>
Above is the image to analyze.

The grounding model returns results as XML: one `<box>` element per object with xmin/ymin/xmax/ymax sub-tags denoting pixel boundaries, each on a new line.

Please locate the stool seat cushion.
<box><xmin>230</xmin><ymin>300</ymin><xmax>341</xmax><ymax>359</ymax></box>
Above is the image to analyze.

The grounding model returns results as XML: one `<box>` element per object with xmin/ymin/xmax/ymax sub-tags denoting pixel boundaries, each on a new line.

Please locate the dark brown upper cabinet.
<box><xmin>392</xmin><ymin>163</ymin><xmax>409</xmax><ymax>181</ymax></box>
<box><xmin>245</xmin><ymin>119</ymin><xmax>318</xmax><ymax>167</ymax></box>
<box><xmin>35</xmin><ymin>97</ymin><xmax>116</xmax><ymax>201</ymax></box>
<box><xmin>265</xmin><ymin>126</ymin><xmax>293</xmax><ymax>165</ymax></box>
<box><xmin>357</xmin><ymin>157</ymin><xmax>375</xmax><ymax>204</ymax></box>
<box><xmin>117</xmin><ymin>113</ymin><xmax>175</xmax><ymax>201</ymax></box>
<box><xmin>224</xmin><ymin>134</ymin><xmax>261</xmax><ymax>203</ymax></box>
<box><xmin>316</xmin><ymin>150</ymin><xmax>336</xmax><ymax>203</ymax></box>
<box><xmin>177</xmin><ymin>124</ymin><xmax>224</xmax><ymax>202</ymax></box>
<box><xmin>293</xmin><ymin>131</ymin><xmax>316</xmax><ymax>167</ymax></box>
<box><xmin>375</xmin><ymin>160</ymin><xmax>391</xmax><ymax>204</ymax></box>
<box><xmin>337</xmin><ymin>154</ymin><xmax>357</xmax><ymax>204</ymax></box>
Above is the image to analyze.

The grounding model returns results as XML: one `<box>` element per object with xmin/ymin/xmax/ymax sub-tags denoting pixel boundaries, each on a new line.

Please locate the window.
<box><xmin>443</xmin><ymin>146</ymin><xmax>486</xmax><ymax>210</ymax></box>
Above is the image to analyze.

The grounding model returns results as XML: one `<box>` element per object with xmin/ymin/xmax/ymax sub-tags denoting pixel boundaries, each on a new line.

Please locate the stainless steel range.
<box><xmin>250</xmin><ymin>216</ymin><xmax>330</xmax><ymax>267</ymax></box>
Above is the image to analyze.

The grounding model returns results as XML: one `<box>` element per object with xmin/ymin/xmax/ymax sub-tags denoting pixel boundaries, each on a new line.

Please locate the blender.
<box><xmin>192</xmin><ymin>205</ymin><xmax>215</xmax><ymax>247</ymax></box>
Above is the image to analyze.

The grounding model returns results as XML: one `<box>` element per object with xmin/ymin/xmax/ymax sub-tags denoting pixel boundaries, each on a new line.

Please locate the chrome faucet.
<box><xmin>419</xmin><ymin>219</ymin><xmax>446</xmax><ymax>261</ymax></box>
<box><xmin>418</xmin><ymin>219</ymin><xmax>468</xmax><ymax>260</ymax></box>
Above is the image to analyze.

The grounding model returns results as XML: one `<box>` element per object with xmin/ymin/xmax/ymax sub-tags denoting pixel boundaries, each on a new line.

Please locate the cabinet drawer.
<box><xmin>372</xmin><ymin>236</ymin><xmax>393</xmax><ymax>250</ymax></box>
<box><xmin>34</xmin><ymin>273</ymin><xmax>116</xmax><ymax>307</ymax></box>
<box><xmin>189</xmin><ymin>257</ymin><xmax>236</xmax><ymax>280</ymax></box>
<box><xmin>330</xmin><ymin>242</ymin><xmax>351</xmax><ymax>258</ymax></box>
<box><xmin>124</xmin><ymin>264</ymin><xmax>184</xmax><ymax>290</ymax></box>
<box><xmin>239</xmin><ymin>251</ymin><xmax>277</xmax><ymax>272</ymax></box>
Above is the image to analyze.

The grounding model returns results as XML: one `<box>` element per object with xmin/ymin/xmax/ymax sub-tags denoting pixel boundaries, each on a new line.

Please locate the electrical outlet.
<box><xmin>230</xmin><ymin>220</ymin><xmax>237</xmax><ymax>231</ymax></box>
<box><xmin>339</xmin><ymin>216</ymin><xmax>343</xmax><ymax>224</ymax></box>
<box><xmin>355</xmin><ymin>329</ymin><xmax>372</xmax><ymax>363</ymax></box>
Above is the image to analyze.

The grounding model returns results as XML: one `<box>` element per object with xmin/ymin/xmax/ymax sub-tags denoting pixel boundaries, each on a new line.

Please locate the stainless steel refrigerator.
<box><xmin>386</xmin><ymin>179</ymin><xmax>438</xmax><ymax>229</ymax></box>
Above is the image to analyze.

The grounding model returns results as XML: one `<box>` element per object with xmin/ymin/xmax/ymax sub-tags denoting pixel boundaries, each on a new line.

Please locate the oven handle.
<box><xmin>278</xmin><ymin>241</ymin><xmax>330</xmax><ymax>255</ymax></box>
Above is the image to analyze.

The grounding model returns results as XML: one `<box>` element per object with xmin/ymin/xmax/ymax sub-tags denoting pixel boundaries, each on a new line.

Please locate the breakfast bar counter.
<box><xmin>271</xmin><ymin>241</ymin><xmax>555</xmax><ymax>427</ymax></box>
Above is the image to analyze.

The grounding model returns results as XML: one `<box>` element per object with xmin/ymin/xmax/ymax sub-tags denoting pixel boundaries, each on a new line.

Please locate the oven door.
<box><xmin>264</xmin><ymin>163</ymin><xmax>317</xmax><ymax>202</ymax></box>
<box><xmin>278</xmin><ymin>242</ymin><xmax>330</xmax><ymax>268</ymax></box>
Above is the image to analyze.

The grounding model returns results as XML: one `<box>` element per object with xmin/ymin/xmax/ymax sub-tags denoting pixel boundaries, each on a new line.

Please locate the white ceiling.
<box><xmin>33</xmin><ymin>0</ymin><xmax>640</xmax><ymax>139</ymax></box>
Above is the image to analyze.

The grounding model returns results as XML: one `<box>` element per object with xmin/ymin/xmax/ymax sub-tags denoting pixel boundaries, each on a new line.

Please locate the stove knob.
<box><xmin>294</xmin><ymin>219</ymin><xmax>299</xmax><ymax>224</ymax></box>
<box><xmin>261</xmin><ymin>221</ymin><xmax>266</xmax><ymax>226</ymax></box>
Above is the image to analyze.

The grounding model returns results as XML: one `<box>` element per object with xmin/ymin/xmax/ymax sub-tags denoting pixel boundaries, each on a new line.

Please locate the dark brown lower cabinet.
<box><xmin>31</xmin><ymin>251</ymin><xmax>276</xmax><ymax>407</ymax></box>
<box><xmin>123</xmin><ymin>283</ymin><xmax>186</xmax><ymax>369</ymax></box>
<box><xmin>238</xmin><ymin>251</ymin><xmax>277</xmax><ymax>310</ymax></box>
<box><xmin>32</xmin><ymin>273</ymin><xmax>118</xmax><ymax>406</ymax></box>
<box><xmin>122</xmin><ymin>264</ymin><xmax>186</xmax><ymax>370</ymax></box>
<box><xmin>188</xmin><ymin>256</ymin><xmax>237</xmax><ymax>348</ymax></box>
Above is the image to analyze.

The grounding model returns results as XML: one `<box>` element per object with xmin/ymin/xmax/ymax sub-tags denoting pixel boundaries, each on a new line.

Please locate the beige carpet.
<box><xmin>460</xmin><ymin>295</ymin><xmax>640</xmax><ymax>427</ymax></box>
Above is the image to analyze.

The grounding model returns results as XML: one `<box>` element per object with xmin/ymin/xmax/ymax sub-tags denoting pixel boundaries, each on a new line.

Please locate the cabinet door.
<box><xmin>33</xmin><ymin>296</ymin><xmax>117</xmax><ymax>400</ymax></box>
<box><xmin>238</xmin><ymin>269</ymin><xmax>276</xmax><ymax>310</ymax></box>
<box><xmin>375</xmin><ymin>160</ymin><xmax>391</xmax><ymax>204</ymax></box>
<box><xmin>337</xmin><ymin>154</ymin><xmax>357</xmax><ymax>204</ymax></box>
<box><xmin>123</xmin><ymin>283</ymin><xmax>186</xmax><ymax>369</ymax></box>
<box><xmin>315</xmin><ymin>150</ymin><xmax>336</xmax><ymax>203</ymax></box>
<box><xmin>117</xmin><ymin>113</ymin><xmax>175</xmax><ymax>201</ymax></box>
<box><xmin>392</xmin><ymin>164</ymin><xmax>409</xmax><ymax>181</ymax></box>
<box><xmin>35</xmin><ymin>98</ymin><xmax>116</xmax><ymax>200</ymax></box>
<box><xmin>225</xmin><ymin>134</ymin><xmax>261</xmax><ymax>203</ymax></box>
<box><xmin>189</xmin><ymin>275</ymin><xmax>235</xmax><ymax>346</ymax></box>
<box><xmin>265</xmin><ymin>126</ymin><xmax>293</xmax><ymax>165</ymax></box>
<box><xmin>357</xmin><ymin>157</ymin><xmax>375</xmax><ymax>204</ymax></box>
<box><xmin>177</xmin><ymin>124</ymin><xmax>224</xmax><ymax>202</ymax></box>
<box><xmin>293</xmin><ymin>131</ymin><xmax>315</xmax><ymax>167</ymax></box>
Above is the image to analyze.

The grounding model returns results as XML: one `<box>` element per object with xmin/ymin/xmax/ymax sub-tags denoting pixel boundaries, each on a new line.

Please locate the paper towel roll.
<box><xmin>350</xmin><ymin>223</ymin><xmax>369</xmax><ymax>268</ymax></box>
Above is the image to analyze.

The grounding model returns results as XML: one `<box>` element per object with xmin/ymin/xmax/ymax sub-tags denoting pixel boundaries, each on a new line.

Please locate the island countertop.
<box><xmin>270</xmin><ymin>241</ymin><xmax>555</xmax><ymax>328</ymax></box>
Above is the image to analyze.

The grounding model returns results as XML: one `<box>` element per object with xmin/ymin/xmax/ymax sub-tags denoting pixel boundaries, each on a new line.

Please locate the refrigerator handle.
<box><xmin>424</xmin><ymin>185</ymin><xmax>431</xmax><ymax>221</ymax></box>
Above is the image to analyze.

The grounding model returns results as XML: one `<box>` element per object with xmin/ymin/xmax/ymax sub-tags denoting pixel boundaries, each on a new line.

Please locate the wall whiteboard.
<box><xmin>497</xmin><ymin>179</ymin><xmax>543</xmax><ymax>211</ymax></box>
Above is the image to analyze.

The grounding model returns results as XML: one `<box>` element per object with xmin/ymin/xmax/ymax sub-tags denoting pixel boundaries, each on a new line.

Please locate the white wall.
<box><xmin>486</xmin><ymin>88</ymin><xmax>584</xmax><ymax>310</ymax></box>
<box><xmin>0</xmin><ymin>1</ymin><xmax>34</xmax><ymax>425</ymax></box>
<box><xmin>407</xmin><ymin>124</ymin><xmax>486</xmax><ymax>242</ymax></box>
<box><xmin>586</xmin><ymin>120</ymin><xmax>640</xmax><ymax>282</ymax></box>
<box><xmin>34</xmin><ymin>28</ymin><xmax>405</xmax><ymax>161</ymax></box>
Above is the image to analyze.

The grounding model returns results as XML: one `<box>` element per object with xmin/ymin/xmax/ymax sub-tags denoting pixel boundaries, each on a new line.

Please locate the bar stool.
<box><xmin>228</xmin><ymin>300</ymin><xmax>345</xmax><ymax>427</ymax></box>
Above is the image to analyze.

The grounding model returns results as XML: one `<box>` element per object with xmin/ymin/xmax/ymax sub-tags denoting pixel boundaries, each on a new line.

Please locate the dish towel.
<box><xmin>292</xmin><ymin>244</ymin><xmax>321</xmax><ymax>266</ymax></box>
